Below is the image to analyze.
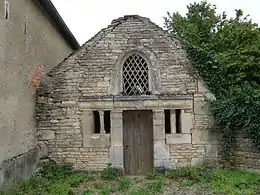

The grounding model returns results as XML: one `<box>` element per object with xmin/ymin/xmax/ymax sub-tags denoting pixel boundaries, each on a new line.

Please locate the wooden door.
<box><xmin>123</xmin><ymin>110</ymin><xmax>153</xmax><ymax>175</ymax></box>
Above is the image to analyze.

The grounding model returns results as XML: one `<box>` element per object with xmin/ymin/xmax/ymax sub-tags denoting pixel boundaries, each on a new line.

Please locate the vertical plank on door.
<box><xmin>123</xmin><ymin>110</ymin><xmax>153</xmax><ymax>174</ymax></box>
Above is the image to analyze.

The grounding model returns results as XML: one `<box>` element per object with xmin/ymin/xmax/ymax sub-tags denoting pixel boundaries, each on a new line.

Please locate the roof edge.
<box><xmin>35</xmin><ymin>0</ymin><xmax>80</xmax><ymax>50</ymax></box>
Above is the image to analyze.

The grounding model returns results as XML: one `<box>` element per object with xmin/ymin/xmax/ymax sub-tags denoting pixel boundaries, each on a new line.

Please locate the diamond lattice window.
<box><xmin>122</xmin><ymin>54</ymin><xmax>149</xmax><ymax>96</ymax></box>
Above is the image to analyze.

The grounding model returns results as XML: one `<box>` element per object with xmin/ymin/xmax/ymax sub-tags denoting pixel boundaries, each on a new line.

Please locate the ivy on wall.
<box><xmin>165</xmin><ymin>0</ymin><xmax>260</xmax><ymax>160</ymax></box>
<box><xmin>184</xmin><ymin>43</ymin><xmax>260</xmax><ymax>159</ymax></box>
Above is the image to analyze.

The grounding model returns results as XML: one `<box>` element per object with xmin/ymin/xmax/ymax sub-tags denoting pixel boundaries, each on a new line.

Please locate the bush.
<box><xmin>101</xmin><ymin>163</ymin><xmax>118</xmax><ymax>180</ymax></box>
<box><xmin>68</xmin><ymin>172</ymin><xmax>93</xmax><ymax>187</ymax></box>
<box><xmin>147</xmin><ymin>171</ymin><xmax>163</xmax><ymax>180</ymax></box>
<box><xmin>165</xmin><ymin>166</ymin><xmax>202</xmax><ymax>181</ymax></box>
<box><xmin>0</xmin><ymin>162</ymin><xmax>93</xmax><ymax>195</ymax></box>
<box><xmin>39</xmin><ymin>160</ymin><xmax>74</xmax><ymax>180</ymax></box>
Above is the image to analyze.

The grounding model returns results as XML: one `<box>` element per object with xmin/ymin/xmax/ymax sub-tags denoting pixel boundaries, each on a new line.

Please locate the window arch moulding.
<box><xmin>109</xmin><ymin>50</ymin><xmax>161</xmax><ymax>96</ymax></box>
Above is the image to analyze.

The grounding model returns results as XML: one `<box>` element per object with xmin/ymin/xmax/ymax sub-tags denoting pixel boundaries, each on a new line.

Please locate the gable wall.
<box><xmin>78</xmin><ymin>17</ymin><xmax>197</xmax><ymax>96</ymax></box>
<box><xmin>36</xmin><ymin>16</ymin><xmax>218</xmax><ymax>171</ymax></box>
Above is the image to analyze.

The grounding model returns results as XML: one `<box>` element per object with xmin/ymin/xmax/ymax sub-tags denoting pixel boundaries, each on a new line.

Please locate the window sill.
<box><xmin>166</xmin><ymin>134</ymin><xmax>191</xmax><ymax>144</ymax></box>
<box><xmin>83</xmin><ymin>134</ymin><xmax>110</xmax><ymax>147</ymax></box>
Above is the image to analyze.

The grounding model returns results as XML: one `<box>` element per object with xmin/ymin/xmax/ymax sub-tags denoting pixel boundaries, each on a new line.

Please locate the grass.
<box><xmin>0</xmin><ymin>162</ymin><xmax>260</xmax><ymax>195</ymax></box>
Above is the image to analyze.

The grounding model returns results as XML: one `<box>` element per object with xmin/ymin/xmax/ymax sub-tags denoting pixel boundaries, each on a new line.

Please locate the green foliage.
<box><xmin>83</xmin><ymin>189</ymin><xmax>94</xmax><ymax>195</ymax></box>
<box><xmin>165</xmin><ymin>0</ymin><xmax>260</xmax><ymax>159</ymax></box>
<box><xmin>184</xmin><ymin>41</ymin><xmax>260</xmax><ymax>158</ymax></box>
<box><xmin>130</xmin><ymin>180</ymin><xmax>164</xmax><ymax>195</ymax></box>
<box><xmin>165</xmin><ymin>167</ymin><xmax>260</xmax><ymax>195</ymax></box>
<box><xmin>144</xmin><ymin>180</ymin><xmax>164</xmax><ymax>194</ymax></box>
<box><xmin>96</xmin><ymin>184</ymin><xmax>110</xmax><ymax>195</ymax></box>
<box><xmin>39</xmin><ymin>160</ymin><xmax>74</xmax><ymax>180</ymax></box>
<box><xmin>164</xmin><ymin>1</ymin><xmax>225</xmax><ymax>50</ymax></box>
<box><xmin>68</xmin><ymin>172</ymin><xmax>93</xmax><ymax>188</ymax></box>
<box><xmin>165</xmin><ymin>166</ymin><xmax>204</xmax><ymax>181</ymax></box>
<box><xmin>165</xmin><ymin>0</ymin><xmax>260</xmax><ymax>85</ymax></box>
<box><xmin>0</xmin><ymin>161</ymin><xmax>93</xmax><ymax>195</ymax></box>
<box><xmin>101</xmin><ymin>163</ymin><xmax>118</xmax><ymax>180</ymax></box>
<box><xmin>209</xmin><ymin>169</ymin><xmax>260</xmax><ymax>195</ymax></box>
<box><xmin>1</xmin><ymin>165</ymin><xmax>260</xmax><ymax>195</ymax></box>
<box><xmin>116</xmin><ymin>177</ymin><xmax>131</xmax><ymax>192</ymax></box>
<box><xmin>147</xmin><ymin>171</ymin><xmax>163</xmax><ymax>180</ymax></box>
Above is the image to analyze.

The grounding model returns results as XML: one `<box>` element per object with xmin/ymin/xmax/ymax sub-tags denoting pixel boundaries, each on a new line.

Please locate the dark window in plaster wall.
<box><xmin>93</xmin><ymin>111</ymin><xmax>100</xmax><ymax>133</ymax></box>
<box><xmin>176</xmin><ymin>109</ymin><xmax>182</xmax><ymax>134</ymax></box>
<box><xmin>164</xmin><ymin>109</ymin><xmax>171</xmax><ymax>134</ymax></box>
<box><xmin>104</xmin><ymin>111</ymin><xmax>111</xmax><ymax>133</ymax></box>
<box><xmin>122</xmin><ymin>54</ymin><xmax>149</xmax><ymax>96</ymax></box>
<box><xmin>4</xmin><ymin>0</ymin><xmax>9</xmax><ymax>19</ymax></box>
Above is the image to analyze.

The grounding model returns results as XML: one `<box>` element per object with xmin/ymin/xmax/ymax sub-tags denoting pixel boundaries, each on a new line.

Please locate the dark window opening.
<box><xmin>4</xmin><ymin>0</ymin><xmax>9</xmax><ymax>19</ymax></box>
<box><xmin>104</xmin><ymin>111</ymin><xmax>111</xmax><ymax>133</ymax></box>
<box><xmin>176</xmin><ymin>109</ymin><xmax>182</xmax><ymax>134</ymax></box>
<box><xmin>164</xmin><ymin>109</ymin><xmax>171</xmax><ymax>134</ymax></box>
<box><xmin>93</xmin><ymin>111</ymin><xmax>100</xmax><ymax>133</ymax></box>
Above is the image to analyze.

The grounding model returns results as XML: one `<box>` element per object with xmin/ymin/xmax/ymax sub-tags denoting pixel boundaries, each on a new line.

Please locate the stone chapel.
<box><xmin>36</xmin><ymin>15</ymin><xmax>218</xmax><ymax>175</ymax></box>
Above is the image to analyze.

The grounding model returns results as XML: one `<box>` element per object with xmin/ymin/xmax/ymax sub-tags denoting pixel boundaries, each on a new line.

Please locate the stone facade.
<box><xmin>0</xmin><ymin>0</ymin><xmax>78</xmax><ymax>187</ymax></box>
<box><xmin>37</xmin><ymin>15</ymin><xmax>220</xmax><ymax>173</ymax></box>
<box><xmin>218</xmin><ymin>131</ymin><xmax>260</xmax><ymax>171</ymax></box>
<box><xmin>232</xmin><ymin>132</ymin><xmax>260</xmax><ymax>171</ymax></box>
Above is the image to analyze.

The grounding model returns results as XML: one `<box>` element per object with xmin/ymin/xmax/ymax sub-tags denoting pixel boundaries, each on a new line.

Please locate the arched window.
<box><xmin>122</xmin><ymin>54</ymin><xmax>149</xmax><ymax>96</ymax></box>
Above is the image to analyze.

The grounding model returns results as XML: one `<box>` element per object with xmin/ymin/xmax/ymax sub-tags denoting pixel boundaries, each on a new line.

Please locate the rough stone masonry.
<box><xmin>36</xmin><ymin>15</ymin><xmax>259</xmax><ymax>173</ymax></box>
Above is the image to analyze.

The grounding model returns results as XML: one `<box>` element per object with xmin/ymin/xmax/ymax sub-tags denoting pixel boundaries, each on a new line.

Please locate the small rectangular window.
<box><xmin>164</xmin><ymin>109</ymin><xmax>171</xmax><ymax>134</ymax></box>
<box><xmin>104</xmin><ymin>111</ymin><xmax>111</xmax><ymax>133</ymax></box>
<box><xmin>93</xmin><ymin>111</ymin><xmax>100</xmax><ymax>133</ymax></box>
<box><xmin>176</xmin><ymin>109</ymin><xmax>182</xmax><ymax>134</ymax></box>
<box><xmin>4</xmin><ymin>0</ymin><xmax>9</xmax><ymax>19</ymax></box>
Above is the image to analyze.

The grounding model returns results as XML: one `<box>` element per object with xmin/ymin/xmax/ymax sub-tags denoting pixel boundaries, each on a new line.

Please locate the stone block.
<box><xmin>83</xmin><ymin>134</ymin><xmax>110</xmax><ymax>147</ymax></box>
<box><xmin>170</xmin><ymin>158</ymin><xmax>179</xmax><ymax>168</ymax></box>
<box><xmin>61</xmin><ymin>100</ymin><xmax>77</xmax><ymax>107</ymax></box>
<box><xmin>181</xmin><ymin>111</ymin><xmax>193</xmax><ymax>133</ymax></box>
<box><xmin>154</xmin><ymin>160</ymin><xmax>171</xmax><ymax>169</ymax></box>
<box><xmin>194</xmin><ymin>100</ymin><xmax>211</xmax><ymax>115</ymax></box>
<box><xmin>197</xmin><ymin>80</ymin><xmax>209</xmax><ymax>93</ymax></box>
<box><xmin>205</xmin><ymin>144</ymin><xmax>218</xmax><ymax>157</ymax></box>
<box><xmin>110</xmin><ymin>127</ymin><xmax>123</xmax><ymax>146</ymax></box>
<box><xmin>154</xmin><ymin>141</ymin><xmax>170</xmax><ymax>160</ymax></box>
<box><xmin>192</xmin><ymin>130</ymin><xmax>218</xmax><ymax>144</ymax></box>
<box><xmin>170</xmin><ymin>110</ymin><xmax>176</xmax><ymax>134</ymax></box>
<box><xmin>37</xmin><ymin>141</ymin><xmax>49</xmax><ymax>159</ymax></box>
<box><xmin>166</xmin><ymin>134</ymin><xmax>191</xmax><ymax>144</ymax></box>
<box><xmin>111</xmin><ymin>112</ymin><xmax>123</xmax><ymax>146</ymax></box>
<box><xmin>191</xmin><ymin>157</ymin><xmax>204</xmax><ymax>166</ymax></box>
<box><xmin>153</xmin><ymin>125</ymin><xmax>165</xmax><ymax>140</ymax></box>
<box><xmin>194</xmin><ymin>114</ymin><xmax>215</xmax><ymax>129</ymax></box>
<box><xmin>159</xmin><ymin>99</ymin><xmax>193</xmax><ymax>110</ymax></box>
<box><xmin>109</xmin><ymin>146</ymin><xmax>123</xmax><ymax>167</ymax></box>
<box><xmin>153</xmin><ymin>110</ymin><xmax>164</xmax><ymax>119</ymax></box>
<box><xmin>153</xmin><ymin>118</ymin><xmax>164</xmax><ymax>126</ymax></box>
<box><xmin>81</xmin><ymin>110</ymin><xmax>94</xmax><ymax>135</ymax></box>
<box><xmin>38</xmin><ymin>130</ymin><xmax>55</xmax><ymax>140</ymax></box>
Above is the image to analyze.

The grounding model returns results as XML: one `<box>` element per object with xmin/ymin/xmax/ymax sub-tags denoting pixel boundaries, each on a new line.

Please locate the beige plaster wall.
<box><xmin>0</xmin><ymin>0</ymin><xmax>72</xmax><ymax>166</ymax></box>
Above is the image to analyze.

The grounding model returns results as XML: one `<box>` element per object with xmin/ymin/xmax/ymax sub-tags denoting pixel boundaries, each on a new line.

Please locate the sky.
<box><xmin>51</xmin><ymin>0</ymin><xmax>260</xmax><ymax>45</ymax></box>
